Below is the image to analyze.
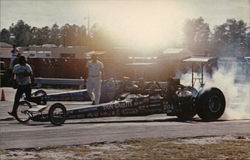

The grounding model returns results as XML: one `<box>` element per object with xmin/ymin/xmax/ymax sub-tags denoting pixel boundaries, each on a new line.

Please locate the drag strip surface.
<box><xmin>1</xmin><ymin>88</ymin><xmax>249</xmax><ymax>149</ymax></box>
<box><xmin>1</xmin><ymin>113</ymin><xmax>250</xmax><ymax>149</ymax></box>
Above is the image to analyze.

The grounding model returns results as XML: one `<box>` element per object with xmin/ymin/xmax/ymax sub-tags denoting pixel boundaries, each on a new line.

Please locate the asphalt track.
<box><xmin>0</xmin><ymin>87</ymin><xmax>250</xmax><ymax>150</ymax></box>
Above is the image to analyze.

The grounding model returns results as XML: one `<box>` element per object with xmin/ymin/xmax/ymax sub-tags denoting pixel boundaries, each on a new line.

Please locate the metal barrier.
<box><xmin>34</xmin><ymin>78</ymin><xmax>85</xmax><ymax>89</ymax></box>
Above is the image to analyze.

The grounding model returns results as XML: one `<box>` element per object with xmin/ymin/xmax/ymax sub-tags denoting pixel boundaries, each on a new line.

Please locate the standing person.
<box><xmin>9</xmin><ymin>45</ymin><xmax>21</xmax><ymax>70</ymax></box>
<box><xmin>7</xmin><ymin>45</ymin><xmax>21</xmax><ymax>86</ymax></box>
<box><xmin>8</xmin><ymin>56</ymin><xmax>33</xmax><ymax>117</ymax></box>
<box><xmin>86</xmin><ymin>54</ymin><xmax>104</xmax><ymax>105</ymax></box>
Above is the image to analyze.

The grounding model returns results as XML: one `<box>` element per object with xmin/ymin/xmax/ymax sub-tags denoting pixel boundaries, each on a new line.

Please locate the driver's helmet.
<box><xmin>125</xmin><ymin>83</ymin><xmax>139</xmax><ymax>93</ymax></box>
<box><xmin>105</xmin><ymin>77</ymin><xmax>116</xmax><ymax>88</ymax></box>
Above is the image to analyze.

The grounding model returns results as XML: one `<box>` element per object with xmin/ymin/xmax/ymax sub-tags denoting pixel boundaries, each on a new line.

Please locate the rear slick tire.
<box><xmin>197</xmin><ymin>88</ymin><xmax>226</xmax><ymax>121</ymax></box>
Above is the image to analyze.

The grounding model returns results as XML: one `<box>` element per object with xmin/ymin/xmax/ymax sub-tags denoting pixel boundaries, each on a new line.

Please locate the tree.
<box><xmin>1</xmin><ymin>20</ymin><xmax>89</xmax><ymax>47</ymax></box>
<box><xmin>9</xmin><ymin>20</ymin><xmax>32</xmax><ymax>46</ymax></box>
<box><xmin>89</xmin><ymin>23</ymin><xmax>113</xmax><ymax>50</ymax></box>
<box><xmin>40</xmin><ymin>26</ymin><xmax>50</xmax><ymax>45</ymax></box>
<box><xmin>75</xmin><ymin>25</ymin><xmax>87</xmax><ymax>46</ymax></box>
<box><xmin>245</xmin><ymin>26</ymin><xmax>250</xmax><ymax>56</ymax></box>
<box><xmin>60</xmin><ymin>24</ymin><xmax>88</xmax><ymax>46</ymax></box>
<box><xmin>60</xmin><ymin>24</ymin><xmax>70</xmax><ymax>46</ymax></box>
<box><xmin>30</xmin><ymin>26</ymin><xmax>39</xmax><ymax>45</ymax></box>
<box><xmin>183</xmin><ymin>17</ymin><xmax>211</xmax><ymax>53</ymax></box>
<box><xmin>50</xmin><ymin>24</ymin><xmax>61</xmax><ymax>46</ymax></box>
<box><xmin>211</xmin><ymin>19</ymin><xmax>248</xmax><ymax>56</ymax></box>
<box><xmin>0</xmin><ymin>28</ymin><xmax>11</xmax><ymax>43</ymax></box>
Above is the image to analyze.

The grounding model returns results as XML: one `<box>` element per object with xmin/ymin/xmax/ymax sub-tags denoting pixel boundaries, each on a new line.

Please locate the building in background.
<box><xmin>0</xmin><ymin>43</ymin><xmax>91</xmax><ymax>85</ymax></box>
<box><xmin>2</xmin><ymin>42</ymin><xmax>247</xmax><ymax>86</ymax></box>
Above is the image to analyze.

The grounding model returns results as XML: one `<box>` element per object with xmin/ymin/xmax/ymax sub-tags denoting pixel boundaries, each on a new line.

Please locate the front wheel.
<box><xmin>16</xmin><ymin>101</ymin><xmax>32</xmax><ymax>123</ymax></box>
<box><xmin>48</xmin><ymin>103</ymin><xmax>67</xmax><ymax>125</ymax></box>
<box><xmin>196</xmin><ymin>88</ymin><xmax>226</xmax><ymax>121</ymax></box>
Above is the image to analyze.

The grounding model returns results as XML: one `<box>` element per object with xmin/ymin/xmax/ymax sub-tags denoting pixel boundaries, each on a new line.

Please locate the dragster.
<box><xmin>15</xmin><ymin>56</ymin><xmax>226</xmax><ymax>125</ymax></box>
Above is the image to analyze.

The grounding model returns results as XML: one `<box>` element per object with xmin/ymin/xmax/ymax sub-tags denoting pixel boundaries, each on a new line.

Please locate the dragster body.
<box><xmin>30</xmin><ymin>83</ymin><xmax>198</xmax><ymax>123</ymax></box>
<box><xmin>32</xmin><ymin>93</ymin><xmax>166</xmax><ymax>121</ymax></box>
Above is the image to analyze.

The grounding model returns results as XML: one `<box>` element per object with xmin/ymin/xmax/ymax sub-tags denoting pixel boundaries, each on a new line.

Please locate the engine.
<box><xmin>173</xmin><ymin>86</ymin><xmax>198</xmax><ymax>117</ymax></box>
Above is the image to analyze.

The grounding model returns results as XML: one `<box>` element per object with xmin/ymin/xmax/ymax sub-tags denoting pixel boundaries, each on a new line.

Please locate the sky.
<box><xmin>0</xmin><ymin>0</ymin><xmax>250</xmax><ymax>49</ymax></box>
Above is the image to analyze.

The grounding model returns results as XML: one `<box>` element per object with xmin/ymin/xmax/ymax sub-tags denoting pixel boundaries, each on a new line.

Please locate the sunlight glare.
<box><xmin>86</xmin><ymin>1</ymin><xmax>187</xmax><ymax>51</ymax></box>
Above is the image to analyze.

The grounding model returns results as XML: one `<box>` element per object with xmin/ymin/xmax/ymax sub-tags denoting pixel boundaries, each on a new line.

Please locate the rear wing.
<box><xmin>182</xmin><ymin>56</ymin><xmax>217</xmax><ymax>88</ymax></box>
<box><xmin>183</xmin><ymin>56</ymin><xmax>217</xmax><ymax>63</ymax></box>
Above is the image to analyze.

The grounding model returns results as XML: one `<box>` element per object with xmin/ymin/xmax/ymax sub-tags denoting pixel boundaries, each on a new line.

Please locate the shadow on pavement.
<box><xmin>0</xmin><ymin>117</ymin><xmax>15</xmax><ymax>121</ymax></box>
<box><xmin>63</xmin><ymin>118</ymin><xmax>228</xmax><ymax>125</ymax></box>
<box><xmin>0</xmin><ymin>117</ymin><xmax>229</xmax><ymax>127</ymax></box>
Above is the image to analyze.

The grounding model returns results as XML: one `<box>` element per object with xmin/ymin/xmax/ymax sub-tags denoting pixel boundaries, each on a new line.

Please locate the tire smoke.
<box><xmin>178</xmin><ymin>61</ymin><xmax>250</xmax><ymax>120</ymax></box>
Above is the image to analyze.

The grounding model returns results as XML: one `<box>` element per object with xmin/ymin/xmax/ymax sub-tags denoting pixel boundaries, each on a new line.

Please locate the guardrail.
<box><xmin>34</xmin><ymin>78</ymin><xmax>85</xmax><ymax>89</ymax></box>
<box><xmin>34</xmin><ymin>77</ymin><xmax>169</xmax><ymax>89</ymax></box>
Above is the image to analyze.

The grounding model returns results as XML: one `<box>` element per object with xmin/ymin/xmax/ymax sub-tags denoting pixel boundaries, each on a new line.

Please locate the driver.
<box><xmin>86</xmin><ymin>54</ymin><xmax>104</xmax><ymax>105</ymax></box>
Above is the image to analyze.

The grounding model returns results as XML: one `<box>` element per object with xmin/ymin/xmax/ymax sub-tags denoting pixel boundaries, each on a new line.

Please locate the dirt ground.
<box><xmin>1</xmin><ymin>135</ymin><xmax>250</xmax><ymax>160</ymax></box>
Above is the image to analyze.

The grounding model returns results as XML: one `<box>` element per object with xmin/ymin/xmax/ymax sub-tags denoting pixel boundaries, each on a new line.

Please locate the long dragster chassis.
<box><xmin>16</xmin><ymin>84</ymin><xmax>225</xmax><ymax>126</ymax></box>
<box><xmin>20</xmin><ymin>94</ymin><xmax>170</xmax><ymax>125</ymax></box>
<box><xmin>14</xmin><ymin>56</ymin><xmax>226</xmax><ymax>125</ymax></box>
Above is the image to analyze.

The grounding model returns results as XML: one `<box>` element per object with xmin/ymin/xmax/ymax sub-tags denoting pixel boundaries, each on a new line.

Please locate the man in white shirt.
<box><xmin>86</xmin><ymin>54</ymin><xmax>104</xmax><ymax>105</ymax></box>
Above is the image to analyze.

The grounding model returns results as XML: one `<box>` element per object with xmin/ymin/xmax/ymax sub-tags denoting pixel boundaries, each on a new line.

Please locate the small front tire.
<box><xmin>16</xmin><ymin>101</ymin><xmax>32</xmax><ymax>123</ymax></box>
<box><xmin>48</xmin><ymin>103</ymin><xmax>67</xmax><ymax>125</ymax></box>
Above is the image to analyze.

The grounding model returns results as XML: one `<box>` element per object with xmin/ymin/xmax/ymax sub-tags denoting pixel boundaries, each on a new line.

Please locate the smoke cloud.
<box><xmin>178</xmin><ymin>61</ymin><xmax>250</xmax><ymax>120</ymax></box>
